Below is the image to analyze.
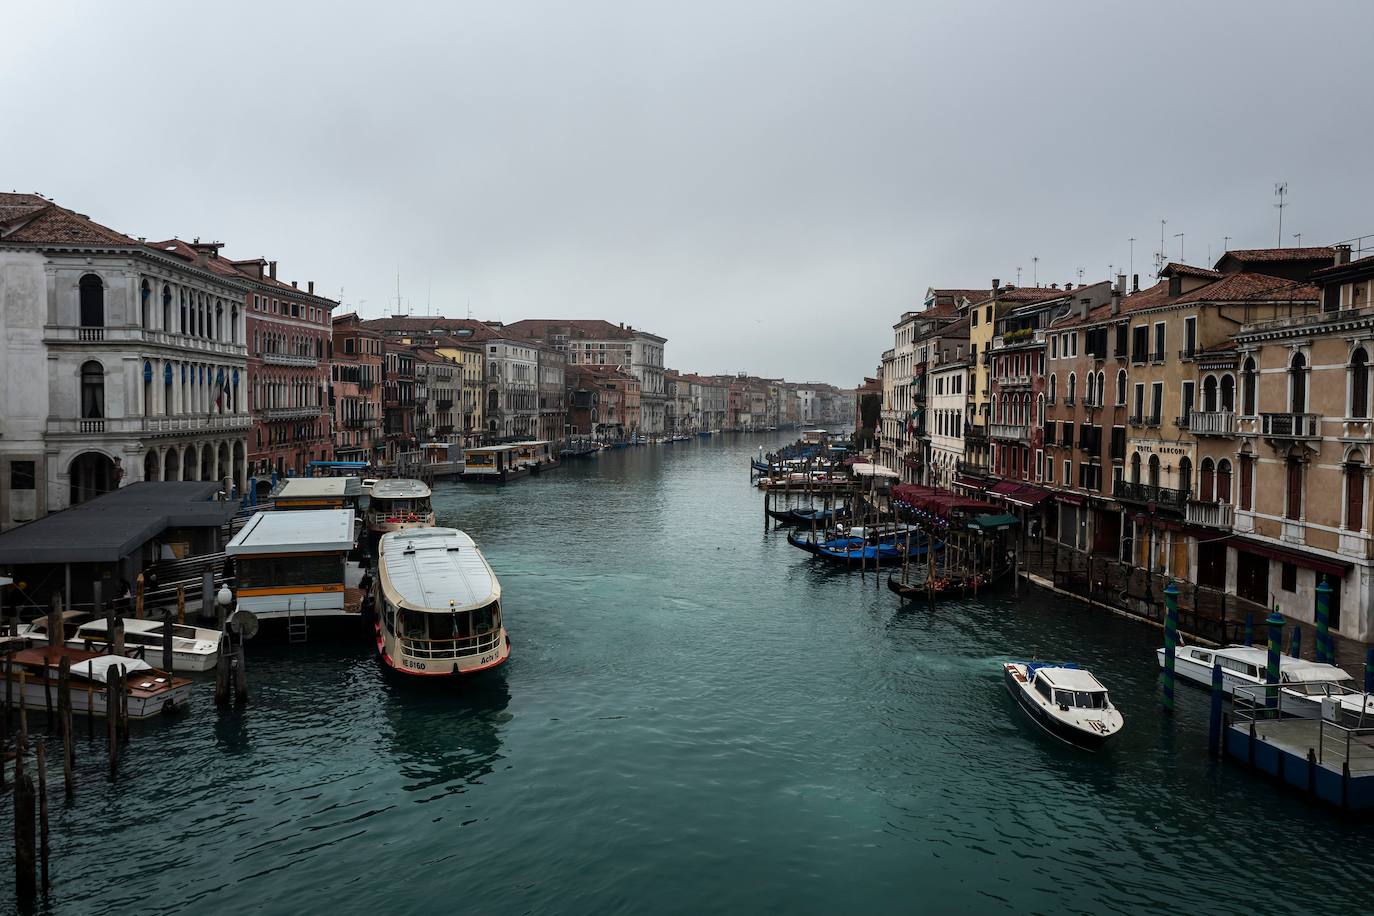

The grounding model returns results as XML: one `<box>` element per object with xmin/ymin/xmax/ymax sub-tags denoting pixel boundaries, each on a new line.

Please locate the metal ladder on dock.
<box><xmin>286</xmin><ymin>599</ymin><xmax>309</xmax><ymax>644</ymax></box>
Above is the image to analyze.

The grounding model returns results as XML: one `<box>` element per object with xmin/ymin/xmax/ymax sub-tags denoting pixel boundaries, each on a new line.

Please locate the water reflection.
<box><xmin>379</xmin><ymin>673</ymin><xmax>512</xmax><ymax>798</ymax></box>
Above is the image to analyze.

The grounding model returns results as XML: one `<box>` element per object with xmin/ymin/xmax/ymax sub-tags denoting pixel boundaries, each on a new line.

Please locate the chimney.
<box><xmin>1335</xmin><ymin>244</ymin><xmax>1352</xmax><ymax>266</ymax></box>
<box><xmin>269</xmin><ymin>261</ymin><xmax>278</xmax><ymax>280</ymax></box>
<box><xmin>308</xmin><ymin>281</ymin><xmax>315</xmax><ymax>295</ymax></box>
<box><xmin>1066</xmin><ymin>282</ymin><xmax>1074</xmax><ymax>291</ymax></box>
<box><xmin>1111</xmin><ymin>274</ymin><xmax>1123</xmax><ymax>316</ymax></box>
<box><xmin>1132</xmin><ymin>273</ymin><xmax>1140</xmax><ymax>293</ymax></box>
<box><xmin>291</xmin><ymin>280</ymin><xmax>298</xmax><ymax>288</ymax></box>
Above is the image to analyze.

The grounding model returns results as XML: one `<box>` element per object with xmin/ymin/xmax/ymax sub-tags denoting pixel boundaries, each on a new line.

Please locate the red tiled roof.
<box><xmin>1312</xmin><ymin>254</ymin><xmax>1374</xmax><ymax>278</ymax></box>
<box><xmin>1175</xmin><ymin>272</ymin><xmax>1318</xmax><ymax>304</ymax></box>
<box><xmin>1000</xmin><ymin>286</ymin><xmax>1069</xmax><ymax>303</ymax></box>
<box><xmin>360</xmin><ymin>316</ymin><xmax>505</xmax><ymax>343</ymax></box>
<box><xmin>0</xmin><ymin>193</ymin><xmax>140</xmax><ymax>248</ymax></box>
<box><xmin>1161</xmin><ymin>262</ymin><xmax>1222</xmax><ymax>280</ymax></box>
<box><xmin>1217</xmin><ymin>246</ymin><xmax>1334</xmax><ymax>265</ymax></box>
<box><xmin>503</xmin><ymin>318</ymin><xmax>652</xmax><ymax>342</ymax></box>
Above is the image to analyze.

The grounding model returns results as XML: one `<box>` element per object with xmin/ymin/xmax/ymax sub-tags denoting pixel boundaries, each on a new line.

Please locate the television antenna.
<box><xmin>1128</xmin><ymin>237</ymin><xmax>1136</xmax><ymax>277</ymax></box>
<box><xmin>1032</xmin><ymin>256</ymin><xmax>1040</xmax><ymax>287</ymax></box>
<box><xmin>1274</xmin><ymin>182</ymin><xmax>1288</xmax><ymax>246</ymax></box>
<box><xmin>1154</xmin><ymin>219</ymin><xmax>1167</xmax><ymax>276</ymax></box>
<box><xmin>1293</xmin><ymin>232</ymin><xmax>1302</xmax><ymax>247</ymax></box>
<box><xmin>1174</xmin><ymin>232</ymin><xmax>1185</xmax><ymax>262</ymax></box>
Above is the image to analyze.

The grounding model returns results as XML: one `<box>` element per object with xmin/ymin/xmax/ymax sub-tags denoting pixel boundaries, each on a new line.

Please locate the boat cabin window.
<box><xmin>1192</xmin><ymin>650</ymin><xmax>1212</xmax><ymax>664</ymax></box>
<box><xmin>382</xmin><ymin>599</ymin><xmax>397</xmax><ymax>634</ymax></box>
<box><xmin>372</xmin><ymin>497</ymin><xmax>432</xmax><ymax>515</ymax></box>
<box><xmin>1034</xmin><ymin>677</ymin><xmax>1052</xmax><ymax>700</ymax></box>
<box><xmin>1219</xmin><ymin>656</ymin><xmax>1259</xmax><ymax>678</ymax></box>
<box><xmin>239</xmin><ymin>554</ymin><xmax>346</xmax><ymax>589</ymax></box>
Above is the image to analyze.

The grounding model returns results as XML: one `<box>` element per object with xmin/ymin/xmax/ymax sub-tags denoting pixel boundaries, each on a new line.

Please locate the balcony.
<box><xmin>990</xmin><ymin>422</ymin><xmax>1029</xmax><ymax>442</ymax></box>
<box><xmin>996</xmin><ymin>374</ymin><xmax>1032</xmax><ymax>388</ymax></box>
<box><xmin>262</xmin><ymin>352</ymin><xmax>319</xmax><ymax>367</ymax></box>
<box><xmin>342</xmin><ymin>416</ymin><xmax>374</xmax><ymax>429</ymax></box>
<box><xmin>1189</xmin><ymin>410</ymin><xmax>1236</xmax><ymax>436</ymax></box>
<box><xmin>1186</xmin><ymin>500</ymin><xmax>1234</xmax><ymax>529</ymax></box>
<box><xmin>1260</xmin><ymin>412</ymin><xmax>1320</xmax><ymax>439</ymax></box>
<box><xmin>45</xmin><ymin>325</ymin><xmax>248</xmax><ymax>357</ymax></box>
<box><xmin>435</xmin><ymin>398</ymin><xmax>454</xmax><ymax>410</ymax></box>
<box><xmin>1113</xmin><ymin>480</ymin><xmax>1189</xmax><ymax>510</ymax></box>
<box><xmin>46</xmin><ymin>414</ymin><xmax>252</xmax><ymax>437</ymax></box>
<box><xmin>1179</xmin><ymin>348</ymin><xmax>1197</xmax><ymax>362</ymax></box>
<box><xmin>263</xmin><ymin>406</ymin><xmax>324</xmax><ymax>420</ymax></box>
<box><xmin>957</xmin><ymin>459</ymin><xmax>992</xmax><ymax>478</ymax></box>
<box><xmin>1341</xmin><ymin>418</ymin><xmax>1374</xmax><ymax>442</ymax></box>
<box><xmin>963</xmin><ymin>421</ymin><xmax>987</xmax><ymax>440</ymax></box>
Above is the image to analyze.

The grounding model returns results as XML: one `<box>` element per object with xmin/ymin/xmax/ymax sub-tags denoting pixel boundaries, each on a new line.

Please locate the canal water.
<box><xmin>3</xmin><ymin>432</ymin><xmax>1371</xmax><ymax>915</ymax></box>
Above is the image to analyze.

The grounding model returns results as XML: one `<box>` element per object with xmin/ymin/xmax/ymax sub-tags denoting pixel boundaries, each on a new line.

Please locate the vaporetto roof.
<box><xmin>378</xmin><ymin>528</ymin><xmax>500</xmax><ymax>612</ymax></box>
<box><xmin>370</xmin><ymin>479</ymin><xmax>432</xmax><ymax>499</ymax></box>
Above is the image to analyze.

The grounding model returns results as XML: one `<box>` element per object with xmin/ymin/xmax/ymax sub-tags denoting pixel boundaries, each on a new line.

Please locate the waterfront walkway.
<box><xmin>1020</xmin><ymin>536</ymin><xmax>1372</xmax><ymax>674</ymax></box>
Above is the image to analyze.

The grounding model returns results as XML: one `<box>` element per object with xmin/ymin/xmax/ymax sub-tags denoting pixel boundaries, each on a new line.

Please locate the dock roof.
<box><xmin>226</xmin><ymin>510</ymin><xmax>355</xmax><ymax>555</ymax></box>
<box><xmin>0</xmin><ymin>482</ymin><xmax>235</xmax><ymax>565</ymax></box>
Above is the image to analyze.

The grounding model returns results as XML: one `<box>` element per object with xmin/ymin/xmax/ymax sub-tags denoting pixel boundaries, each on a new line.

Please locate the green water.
<box><xmin>2</xmin><ymin>433</ymin><xmax>1369</xmax><ymax>915</ymax></box>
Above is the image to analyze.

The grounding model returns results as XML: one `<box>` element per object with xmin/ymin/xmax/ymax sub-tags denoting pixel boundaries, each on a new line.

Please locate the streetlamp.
<box><xmin>216</xmin><ymin>583</ymin><xmax>233</xmax><ymax>630</ymax></box>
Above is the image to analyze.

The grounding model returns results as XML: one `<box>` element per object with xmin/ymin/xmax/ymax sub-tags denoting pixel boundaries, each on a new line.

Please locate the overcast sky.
<box><xmin>4</xmin><ymin>1</ymin><xmax>1371</xmax><ymax>384</ymax></box>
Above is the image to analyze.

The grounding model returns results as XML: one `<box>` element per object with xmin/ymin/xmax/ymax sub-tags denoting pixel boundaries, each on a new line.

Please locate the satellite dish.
<box><xmin>230</xmin><ymin>610</ymin><xmax>259</xmax><ymax>640</ymax></box>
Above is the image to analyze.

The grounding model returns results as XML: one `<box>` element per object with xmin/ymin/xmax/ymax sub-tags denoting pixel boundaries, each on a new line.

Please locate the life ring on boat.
<box><xmin>405</xmin><ymin>513</ymin><xmax>418</xmax><ymax>522</ymax></box>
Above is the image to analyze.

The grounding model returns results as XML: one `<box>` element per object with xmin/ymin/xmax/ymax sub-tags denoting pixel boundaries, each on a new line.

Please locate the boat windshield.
<box><xmin>1054</xmin><ymin>689</ymin><xmax>1108</xmax><ymax>709</ymax></box>
<box><xmin>373</xmin><ymin>497</ymin><xmax>432</xmax><ymax>516</ymax></box>
<box><xmin>397</xmin><ymin>602</ymin><xmax>501</xmax><ymax>640</ymax></box>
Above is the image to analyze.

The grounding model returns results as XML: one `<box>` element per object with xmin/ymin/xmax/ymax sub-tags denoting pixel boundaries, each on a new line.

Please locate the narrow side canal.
<box><xmin>2</xmin><ymin>432</ymin><xmax>1368</xmax><ymax>915</ymax></box>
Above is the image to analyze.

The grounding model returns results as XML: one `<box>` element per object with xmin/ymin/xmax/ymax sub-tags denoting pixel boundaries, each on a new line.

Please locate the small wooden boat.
<box><xmin>887</xmin><ymin>561</ymin><xmax>1013</xmax><ymax>601</ymax></box>
<box><xmin>1003</xmin><ymin>662</ymin><xmax>1122</xmax><ymax>750</ymax></box>
<box><xmin>4</xmin><ymin>646</ymin><xmax>192</xmax><ymax>719</ymax></box>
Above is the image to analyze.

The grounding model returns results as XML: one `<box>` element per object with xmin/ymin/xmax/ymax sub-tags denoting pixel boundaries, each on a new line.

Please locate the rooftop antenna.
<box><xmin>1293</xmin><ymin>232</ymin><xmax>1302</xmax><ymax>247</ymax></box>
<box><xmin>1274</xmin><ymin>182</ymin><xmax>1288</xmax><ymax>246</ymax></box>
<box><xmin>1128</xmin><ymin>237</ymin><xmax>1136</xmax><ymax>277</ymax></box>
<box><xmin>395</xmin><ymin>269</ymin><xmax>404</xmax><ymax>316</ymax></box>
<box><xmin>466</xmin><ymin>298</ymin><xmax>472</xmax><ymax>320</ymax></box>
<box><xmin>1016</xmin><ymin>266</ymin><xmax>1022</xmax><ymax>285</ymax></box>
<box><xmin>1155</xmin><ymin>219</ymin><xmax>1167</xmax><ymax>276</ymax></box>
<box><xmin>1174</xmin><ymin>232</ymin><xmax>1185</xmax><ymax>262</ymax></box>
<box><xmin>1224</xmin><ymin>235</ymin><xmax>1232</xmax><ymax>253</ymax></box>
<box><xmin>427</xmin><ymin>280</ymin><xmax>432</xmax><ymax>316</ymax></box>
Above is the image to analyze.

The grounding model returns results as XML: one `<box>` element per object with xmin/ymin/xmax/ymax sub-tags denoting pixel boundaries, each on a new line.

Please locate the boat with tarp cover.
<box><xmin>372</xmin><ymin>527</ymin><xmax>510</xmax><ymax>678</ymax></box>
<box><xmin>4</xmin><ymin>646</ymin><xmax>192</xmax><ymax>719</ymax></box>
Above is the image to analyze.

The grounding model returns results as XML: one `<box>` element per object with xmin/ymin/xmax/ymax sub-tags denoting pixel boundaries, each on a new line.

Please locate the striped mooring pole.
<box><xmin>1208</xmin><ymin>660</ymin><xmax>1225</xmax><ymax>757</ymax></box>
<box><xmin>1314</xmin><ymin>577</ymin><xmax>1332</xmax><ymax>664</ymax></box>
<box><xmin>1266</xmin><ymin>607</ymin><xmax>1285</xmax><ymax>711</ymax></box>
<box><xmin>1162</xmin><ymin>580</ymin><xmax>1179</xmax><ymax>715</ymax></box>
<box><xmin>1289</xmin><ymin>626</ymin><xmax>1302</xmax><ymax>659</ymax></box>
<box><xmin>1244</xmin><ymin>612</ymin><xmax>1254</xmax><ymax>647</ymax></box>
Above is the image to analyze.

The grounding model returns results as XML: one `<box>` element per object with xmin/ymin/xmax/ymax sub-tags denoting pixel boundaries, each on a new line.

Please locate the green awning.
<box><xmin>968</xmin><ymin>513</ymin><xmax>1020</xmax><ymax>531</ymax></box>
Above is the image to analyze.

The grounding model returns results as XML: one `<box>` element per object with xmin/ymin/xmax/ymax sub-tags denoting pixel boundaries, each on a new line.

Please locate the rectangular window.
<box><xmin>1132</xmin><ymin>326</ymin><xmax>1148</xmax><ymax>362</ymax></box>
<box><xmin>1281</xmin><ymin>562</ymin><xmax>1297</xmax><ymax>592</ymax></box>
<box><xmin>1183</xmin><ymin>316</ymin><xmax>1197</xmax><ymax>358</ymax></box>
<box><xmin>1133</xmin><ymin>383</ymin><xmax>1145</xmax><ymax>420</ymax></box>
<box><xmin>1063</xmin><ymin>459</ymin><xmax>1071</xmax><ymax>485</ymax></box>
<box><xmin>1051</xmin><ymin>336</ymin><xmax>1058</xmax><ymax>359</ymax></box>
<box><xmin>971</xmin><ymin>310</ymin><xmax>979</xmax><ymax>327</ymax></box>
<box><xmin>1150</xmin><ymin>382</ymin><xmax>1163</xmax><ymax>424</ymax></box>
<box><xmin>1114</xmin><ymin>323</ymin><xmax>1128</xmax><ymax>358</ymax></box>
<box><xmin>986</xmin><ymin>305</ymin><xmax>992</xmax><ymax>324</ymax></box>
<box><xmin>1046</xmin><ymin>458</ymin><xmax>1054</xmax><ymax>482</ymax></box>
<box><xmin>1070</xmin><ymin>334</ymin><xmax>1078</xmax><ymax>357</ymax></box>
<box><xmin>1181</xmin><ymin>381</ymin><xmax>1195</xmax><ymax>423</ymax></box>
<box><xmin>10</xmin><ymin>460</ymin><xmax>36</xmax><ymax>490</ymax></box>
<box><xmin>1153</xmin><ymin>322</ymin><xmax>1166</xmax><ymax>361</ymax></box>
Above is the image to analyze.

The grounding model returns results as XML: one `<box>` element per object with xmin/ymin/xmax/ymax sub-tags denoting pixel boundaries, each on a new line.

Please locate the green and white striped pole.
<box><xmin>1163</xmin><ymin>580</ymin><xmax>1179</xmax><ymax>715</ymax></box>
<box><xmin>1266</xmin><ymin>607</ymin><xmax>1284</xmax><ymax>712</ymax></box>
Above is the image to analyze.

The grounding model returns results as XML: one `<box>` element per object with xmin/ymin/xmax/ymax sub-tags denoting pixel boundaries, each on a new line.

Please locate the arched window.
<box><xmin>1085</xmin><ymin>372</ymin><xmax>1096</xmax><ymax>406</ymax></box>
<box><xmin>1242</xmin><ymin>357</ymin><xmax>1257</xmax><ymax>415</ymax></box>
<box><xmin>230</xmin><ymin>305</ymin><xmax>239</xmax><ymax>344</ymax></box>
<box><xmin>1286</xmin><ymin>451</ymin><xmax>1303</xmax><ymax>520</ymax></box>
<box><xmin>180</xmin><ymin>291</ymin><xmax>188</xmax><ymax>334</ymax></box>
<box><xmin>1217</xmin><ymin>459</ymin><xmax>1232</xmax><ymax>504</ymax></box>
<box><xmin>1220</xmin><ymin>375</ymin><xmax>1235</xmax><ymax>412</ymax></box>
<box><xmin>1199</xmin><ymin>458</ymin><xmax>1215</xmax><ymax>502</ymax></box>
<box><xmin>163</xmin><ymin>363</ymin><xmax>174</xmax><ymax>415</ymax></box>
<box><xmin>1096</xmin><ymin>372</ymin><xmax>1105</xmax><ymax>407</ymax></box>
<box><xmin>1203</xmin><ymin>375</ymin><xmax>1218</xmax><ymax>412</ymax></box>
<box><xmin>1178</xmin><ymin>456</ymin><xmax>1192</xmax><ymax>497</ymax></box>
<box><xmin>1049</xmin><ymin>374</ymin><xmax>1057</xmax><ymax>402</ymax></box>
<box><xmin>1148</xmin><ymin>454</ymin><xmax>1160</xmax><ymax>489</ymax></box>
<box><xmin>1067</xmin><ymin>373</ymin><xmax>1077</xmax><ymax>402</ymax></box>
<box><xmin>79</xmin><ymin>274</ymin><xmax>104</xmax><ymax>327</ymax></box>
<box><xmin>1351</xmin><ymin>349</ymin><xmax>1370</xmax><ymax>419</ymax></box>
<box><xmin>1290</xmin><ymin>352</ymin><xmax>1308</xmax><ymax>413</ymax></box>
<box><xmin>1346</xmin><ymin>452</ymin><xmax>1365</xmax><ymax>532</ymax></box>
<box><xmin>80</xmin><ymin>360</ymin><xmax>105</xmax><ymax>419</ymax></box>
<box><xmin>142</xmin><ymin>360</ymin><xmax>153</xmax><ymax>417</ymax></box>
<box><xmin>1130</xmin><ymin>452</ymin><xmax>1141</xmax><ymax>484</ymax></box>
<box><xmin>214</xmin><ymin>301</ymin><xmax>223</xmax><ymax>341</ymax></box>
<box><xmin>1116</xmin><ymin>369</ymin><xmax>1127</xmax><ymax>405</ymax></box>
<box><xmin>140</xmin><ymin>280</ymin><xmax>151</xmax><ymax>328</ymax></box>
<box><xmin>162</xmin><ymin>285</ymin><xmax>173</xmax><ymax>330</ymax></box>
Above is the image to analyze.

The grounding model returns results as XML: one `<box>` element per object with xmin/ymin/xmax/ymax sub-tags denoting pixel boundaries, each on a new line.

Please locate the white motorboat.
<box><xmin>17</xmin><ymin>613</ymin><xmax>219</xmax><ymax>673</ymax></box>
<box><xmin>1155</xmin><ymin>643</ymin><xmax>1354</xmax><ymax>716</ymax></box>
<box><xmin>1004</xmin><ymin>662</ymin><xmax>1124</xmax><ymax>749</ymax></box>
<box><xmin>4</xmin><ymin>646</ymin><xmax>192</xmax><ymax>719</ymax></box>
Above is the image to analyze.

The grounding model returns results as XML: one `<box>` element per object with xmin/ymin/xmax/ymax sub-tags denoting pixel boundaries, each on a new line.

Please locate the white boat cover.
<box><xmin>71</xmin><ymin>656</ymin><xmax>155</xmax><ymax>682</ymax></box>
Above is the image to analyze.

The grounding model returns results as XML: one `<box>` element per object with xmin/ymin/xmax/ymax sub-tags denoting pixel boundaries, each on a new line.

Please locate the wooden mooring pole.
<box><xmin>14</xmin><ymin>758</ymin><xmax>36</xmax><ymax>906</ymax></box>
<box><xmin>106</xmin><ymin>666</ymin><xmax>118</xmax><ymax>777</ymax></box>
<box><xmin>58</xmin><ymin>655</ymin><xmax>74</xmax><ymax>799</ymax></box>
<box><xmin>36</xmin><ymin>740</ymin><xmax>50</xmax><ymax>897</ymax></box>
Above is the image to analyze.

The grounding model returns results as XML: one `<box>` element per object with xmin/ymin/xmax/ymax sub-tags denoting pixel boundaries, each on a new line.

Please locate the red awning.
<box><xmin>1004</xmin><ymin>484</ymin><xmax>1051</xmax><ymax>508</ymax></box>
<box><xmin>989</xmin><ymin>480</ymin><xmax>1022</xmax><ymax>496</ymax></box>
<box><xmin>1056</xmin><ymin>492</ymin><xmax>1085</xmax><ymax>506</ymax></box>
<box><xmin>1233</xmin><ymin>537</ymin><xmax>1351</xmax><ymax>579</ymax></box>
<box><xmin>953</xmin><ymin>476</ymin><xmax>985</xmax><ymax>491</ymax></box>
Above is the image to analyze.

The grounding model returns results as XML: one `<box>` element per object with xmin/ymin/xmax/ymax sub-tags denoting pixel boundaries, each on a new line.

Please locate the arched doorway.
<box><xmin>217</xmin><ymin>441</ymin><xmax>231</xmax><ymax>485</ymax></box>
<box><xmin>184</xmin><ymin>444</ymin><xmax>200</xmax><ymax>481</ymax></box>
<box><xmin>164</xmin><ymin>448</ymin><xmax>180</xmax><ymax>481</ymax></box>
<box><xmin>200</xmin><ymin>443</ymin><xmax>214</xmax><ymax>483</ymax></box>
<box><xmin>143</xmin><ymin>450</ymin><xmax>159</xmax><ymax>482</ymax></box>
<box><xmin>69</xmin><ymin>451</ymin><xmax>116</xmax><ymax>506</ymax></box>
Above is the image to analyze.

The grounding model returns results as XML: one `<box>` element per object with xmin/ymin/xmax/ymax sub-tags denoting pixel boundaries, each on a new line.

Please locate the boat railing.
<box><xmin>401</xmin><ymin>629</ymin><xmax>502</xmax><ymax>660</ymax></box>
<box><xmin>1231</xmin><ymin>680</ymin><xmax>1374</xmax><ymax>773</ymax></box>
